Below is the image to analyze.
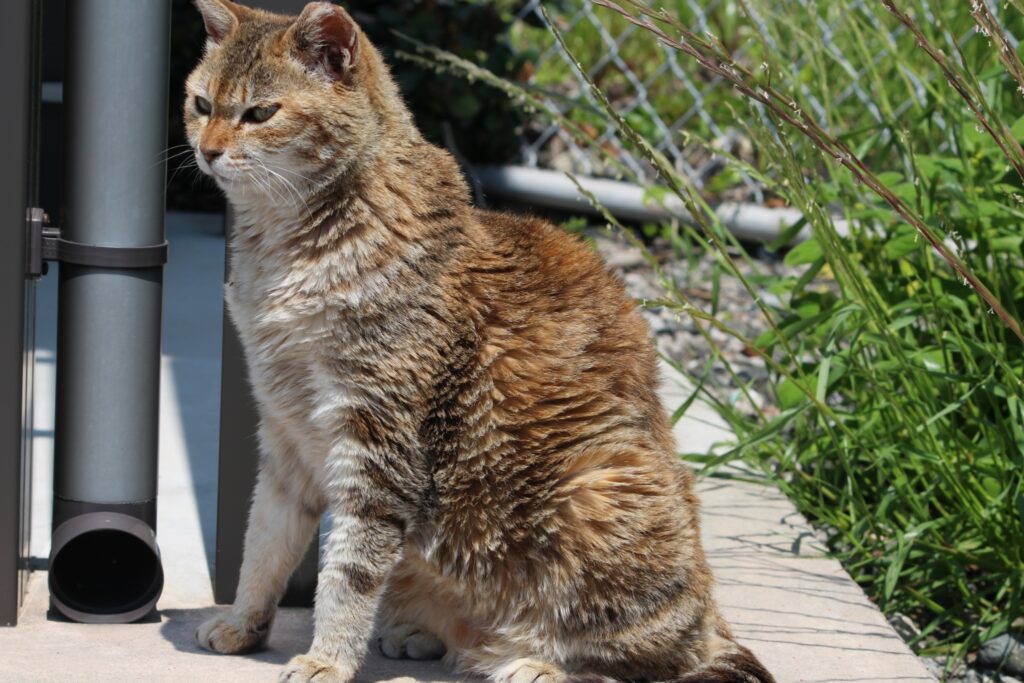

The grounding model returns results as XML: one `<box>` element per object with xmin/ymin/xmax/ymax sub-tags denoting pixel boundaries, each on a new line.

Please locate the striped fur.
<box><xmin>185</xmin><ymin>2</ymin><xmax>775</xmax><ymax>683</ymax></box>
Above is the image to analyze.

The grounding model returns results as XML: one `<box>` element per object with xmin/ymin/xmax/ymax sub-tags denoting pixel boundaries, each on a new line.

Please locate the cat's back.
<box><xmin>470</xmin><ymin>210</ymin><xmax>662</xmax><ymax>399</ymax></box>
<box><xmin>464</xmin><ymin>209</ymin><xmax>681</xmax><ymax>471</ymax></box>
<box><xmin>470</xmin><ymin>209</ymin><xmax>646</xmax><ymax>336</ymax></box>
<box><xmin>445</xmin><ymin>207</ymin><xmax>679</xmax><ymax>461</ymax></box>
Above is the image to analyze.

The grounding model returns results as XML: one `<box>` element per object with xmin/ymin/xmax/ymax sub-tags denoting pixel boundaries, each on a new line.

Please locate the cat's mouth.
<box><xmin>198</xmin><ymin>153</ymin><xmax>244</xmax><ymax>184</ymax></box>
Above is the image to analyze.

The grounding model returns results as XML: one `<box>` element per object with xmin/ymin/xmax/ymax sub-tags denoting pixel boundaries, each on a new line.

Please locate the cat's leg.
<box><xmin>280</xmin><ymin>441</ymin><xmax>412</xmax><ymax>683</ymax></box>
<box><xmin>280</xmin><ymin>508</ymin><xmax>404</xmax><ymax>682</ymax></box>
<box><xmin>197</xmin><ymin>424</ymin><xmax>323</xmax><ymax>654</ymax></box>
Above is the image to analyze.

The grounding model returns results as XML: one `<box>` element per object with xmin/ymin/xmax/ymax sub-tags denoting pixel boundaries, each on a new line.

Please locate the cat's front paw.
<box><xmin>279</xmin><ymin>655</ymin><xmax>350</xmax><ymax>683</ymax></box>
<box><xmin>196</xmin><ymin>611</ymin><xmax>269</xmax><ymax>654</ymax></box>
<box><xmin>378</xmin><ymin>622</ymin><xmax>446</xmax><ymax>660</ymax></box>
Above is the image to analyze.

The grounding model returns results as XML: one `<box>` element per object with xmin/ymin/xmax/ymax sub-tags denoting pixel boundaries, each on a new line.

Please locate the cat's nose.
<box><xmin>201</xmin><ymin>147</ymin><xmax>224</xmax><ymax>164</ymax></box>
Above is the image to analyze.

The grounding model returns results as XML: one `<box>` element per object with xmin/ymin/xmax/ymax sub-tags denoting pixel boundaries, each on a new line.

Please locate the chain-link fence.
<box><xmin>505</xmin><ymin>0</ymin><xmax>1018</xmax><ymax>203</ymax></box>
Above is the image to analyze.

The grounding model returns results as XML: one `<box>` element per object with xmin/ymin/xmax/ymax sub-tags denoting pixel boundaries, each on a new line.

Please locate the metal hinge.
<box><xmin>26</xmin><ymin>207</ymin><xmax>169</xmax><ymax>280</ymax></box>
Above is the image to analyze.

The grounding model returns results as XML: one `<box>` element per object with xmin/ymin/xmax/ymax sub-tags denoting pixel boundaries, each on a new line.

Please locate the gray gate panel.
<box><xmin>0</xmin><ymin>0</ymin><xmax>41</xmax><ymax>628</ymax></box>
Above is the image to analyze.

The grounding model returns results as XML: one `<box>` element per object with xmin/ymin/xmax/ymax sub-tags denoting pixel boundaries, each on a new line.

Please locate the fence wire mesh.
<box><xmin>506</xmin><ymin>0</ymin><xmax>1018</xmax><ymax>203</ymax></box>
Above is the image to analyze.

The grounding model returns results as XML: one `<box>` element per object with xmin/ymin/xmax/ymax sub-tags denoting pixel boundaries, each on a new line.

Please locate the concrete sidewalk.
<box><xmin>0</xmin><ymin>212</ymin><xmax>935</xmax><ymax>682</ymax></box>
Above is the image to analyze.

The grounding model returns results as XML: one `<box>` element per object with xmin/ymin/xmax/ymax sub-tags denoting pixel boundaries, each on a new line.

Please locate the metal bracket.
<box><xmin>26</xmin><ymin>207</ymin><xmax>168</xmax><ymax>279</ymax></box>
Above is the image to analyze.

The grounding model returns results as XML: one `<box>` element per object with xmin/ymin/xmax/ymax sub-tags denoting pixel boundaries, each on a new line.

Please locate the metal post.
<box><xmin>0</xmin><ymin>0</ymin><xmax>41</xmax><ymax>628</ymax></box>
<box><xmin>49</xmin><ymin>0</ymin><xmax>171</xmax><ymax>624</ymax></box>
<box><xmin>214</xmin><ymin>0</ymin><xmax>318</xmax><ymax>608</ymax></box>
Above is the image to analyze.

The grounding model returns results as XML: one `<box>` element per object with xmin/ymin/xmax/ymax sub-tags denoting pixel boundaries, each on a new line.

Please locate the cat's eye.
<box><xmin>194</xmin><ymin>96</ymin><xmax>212</xmax><ymax>115</ymax></box>
<box><xmin>242</xmin><ymin>104</ymin><xmax>280</xmax><ymax>124</ymax></box>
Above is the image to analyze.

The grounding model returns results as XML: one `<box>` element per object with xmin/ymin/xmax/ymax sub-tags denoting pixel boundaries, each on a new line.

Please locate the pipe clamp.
<box><xmin>25</xmin><ymin>206</ymin><xmax>169</xmax><ymax>279</ymax></box>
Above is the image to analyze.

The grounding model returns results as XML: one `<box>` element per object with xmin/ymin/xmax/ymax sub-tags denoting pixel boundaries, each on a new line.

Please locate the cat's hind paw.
<box><xmin>493</xmin><ymin>658</ymin><xmax>567</xmax><ymax>683</ymax></box>
<box><xmin>196</xmin><ymin>611</ymin><xmax>269</xmax><ymax>654</ymax></box>
<box><xmin>279</xmin><ymin>655</ymin><xmax>350</xmax><ymax>683</ymax></box>
<box><xmin>378</xmin><ymin>623</ymin><xmax>447</xmax><ymax>660</ymax></box>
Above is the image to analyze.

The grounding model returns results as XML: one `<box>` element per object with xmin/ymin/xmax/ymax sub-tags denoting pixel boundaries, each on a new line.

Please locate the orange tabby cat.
<box><xmin>186</xmin><ymin>2</ymin><xmax>775</xmax><ymax>682</ymax></box>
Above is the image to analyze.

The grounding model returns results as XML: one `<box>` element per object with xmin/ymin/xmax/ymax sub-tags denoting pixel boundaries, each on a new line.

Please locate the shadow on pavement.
<box><xmin>160</xmin><ymin>606</ymin><xmax>469</xmax><ymax>682</ymax></box>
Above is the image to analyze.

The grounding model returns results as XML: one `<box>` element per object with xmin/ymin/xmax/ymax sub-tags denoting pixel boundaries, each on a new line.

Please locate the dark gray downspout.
<box><xmin>49</xmin><ymin>0</ymin><xmax>171</xmax><ymax>624</ymax></box>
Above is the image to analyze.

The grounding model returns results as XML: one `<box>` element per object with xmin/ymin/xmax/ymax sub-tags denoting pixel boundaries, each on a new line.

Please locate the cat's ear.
<box><xmin>194</xmin><ymin>0</ymin><xmax>242</xmax><ymax>44</ymax></box>
<box><xmin>287</xmin><ymin>2</ymin><xmax>359</xmax><ymax>81</ymax></box>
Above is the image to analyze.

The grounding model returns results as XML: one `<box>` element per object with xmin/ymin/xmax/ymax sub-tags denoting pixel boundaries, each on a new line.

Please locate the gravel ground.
<box><xmin>922</xmin><ymin>656</ymin><xmax>1024</xmax><ymax>683</ymax></box>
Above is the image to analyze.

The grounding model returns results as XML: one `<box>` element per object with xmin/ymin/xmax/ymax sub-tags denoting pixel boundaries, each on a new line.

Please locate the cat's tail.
<box><xmin>668</xmin><ymin>642</ymin><xmax>775</xmax><ymax>683</ymax></box>
<box><xmin>566</xmin><ymin>641</ymin><xmax>775</xmax><ymax>683</ymax></box>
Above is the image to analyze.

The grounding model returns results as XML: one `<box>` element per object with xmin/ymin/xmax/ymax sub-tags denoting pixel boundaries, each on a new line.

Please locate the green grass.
<box><xmin>404</xmin><ymin>0</ymin><xmax>1024</xmax><ymax>673</ymax></box>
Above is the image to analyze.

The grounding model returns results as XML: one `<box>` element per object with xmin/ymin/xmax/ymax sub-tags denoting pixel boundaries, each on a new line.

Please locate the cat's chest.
<box><xmin>227</xmin><ymin>252</ymin><xmax>347</xmax><ymax>400</ymax></box>
<box><xmin>227</xmin><ymin>267</ymin><xmax>331</xmax><ymax>354</ymax></box>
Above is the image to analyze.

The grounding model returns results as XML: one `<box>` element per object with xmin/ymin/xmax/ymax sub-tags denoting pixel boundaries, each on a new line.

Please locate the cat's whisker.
<box><xmin>269</xmin><ymin>164</ymin><xmax>315</xmax><ymax>184</ymax></box>
<box><xmin>187</xmin><ymin>163</ymin><xmax>208</xmax><ymax>192</ymax></box>
<box><xmin>154</xmin><ymin>146</ymin><xmax>199</xmax><ymax>170</ymax></box>
<box><xmin>243</xmin><ymin>169</ymin><xmax>272</xmax><ymax>201</ymax></box>
<box><xmin>162</xmin><ymin>147</ymin><xmax>199</xmax><ymax>164</ymax></box>
<box><xmin>251</xmin><ymin>166</ymin><xmax>294</xmax><ymax>211</ymax></box>
<box><xmin>166</xmin><ymin>157</ymin><xmax>199</xmax><ymax>188</ymax></box>
<box><xmin>268</xmin><ymin>172</ymin><xmax>312</xmax><ymax>219</ymax></box>
<box><xmin>154</xmin><ymin>143</ymin><xmax>194</xmax><ymax>161</ymax></box>
<box><xmin>255</xmin><ymin>165</ymin><xmax>291</xmax><ymax>204</ymax></box>
<box><xmin>254</xmin><ymin>172</ymin><xmax>288</xmax><ymax>207</ymax></box>
<box><xmin>255</xmin><ymin>159</ymin><xmax>313</xmax><ymax>220</ymax></box>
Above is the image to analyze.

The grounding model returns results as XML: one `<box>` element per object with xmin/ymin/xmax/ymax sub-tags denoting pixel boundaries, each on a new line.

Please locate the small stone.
<box><xmin>887</xmin><ymin>612</ymin><xmax>921</xmax><ymax>643</ymax></box>
<box><xmin>978</xmin><ymin>634</ymin><xmax>1024</xmax><ymax>676</ymax></box>
<box><xmin>642</xmin><ymin>310</ymin><xmax>671</xmax><ymax>335</ymax></box>
<box><xmin>656</xmin><ymin>335</ymin><xmax>685</xmax><ymax>363</ymax></box>
<box><xmin>922</xmin><ymin>656</ymin><xmax>948</xmax><ymax>681</ymax></box>
<box><xmin>727</xmin><ymin>388</ymin><xmax>764</xmax><ymax>417</ymax></box>
<box><xmin>964</xmin><ymin>668</ymin><xmax>985</xmax><ymax>683</ymax></box>
<box><xmin>622</xmin><ymin>272</ymin><xmax>660</xmax><ymax>300</ymax></box>
<box><xmin>549</xmin><ymin>152</ymin><xmax>575</xmax><ymax>174</ymax></box>
<box><xmin>604</xmin><ymin>247</ymin><xmax>647</xmax><ymax>270</ymax></box>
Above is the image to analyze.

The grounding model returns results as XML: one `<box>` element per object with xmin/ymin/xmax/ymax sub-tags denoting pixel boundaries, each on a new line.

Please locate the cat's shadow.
<box><xmin>160</xmin><ymin>606</ymin><xmax>309</xmax><ymax>666</ymax></box>
<box><xmin>160</xmin><ymin>606</ymin><xmax>469</xmax><ymax>681</ymax></box>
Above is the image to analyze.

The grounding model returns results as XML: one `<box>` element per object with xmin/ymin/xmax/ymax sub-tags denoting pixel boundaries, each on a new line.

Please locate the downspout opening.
<box><xmin>48</xmin><ymin>512</ymin><xmax>163</xmax><ymax>623</ymax></box>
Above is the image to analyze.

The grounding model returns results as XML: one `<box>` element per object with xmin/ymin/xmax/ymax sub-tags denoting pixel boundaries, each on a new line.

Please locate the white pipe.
<box><xmin>473</xmin><ymin>164</ymin><xmax>849</xmax><ymax>243</ymax></box>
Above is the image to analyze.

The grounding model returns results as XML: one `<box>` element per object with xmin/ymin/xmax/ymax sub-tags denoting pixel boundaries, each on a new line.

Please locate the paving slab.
<box><xmin>0</xmin><ymin>212</ymin><xmax>934</xmax><ymax>683</ymax></box>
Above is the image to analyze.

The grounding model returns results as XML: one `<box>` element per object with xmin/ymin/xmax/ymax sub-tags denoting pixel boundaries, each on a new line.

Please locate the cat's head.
<box><xmin>185</xmin><ymin>0</ymin><xmax>392</xmax><ymax>201</ymax></box>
